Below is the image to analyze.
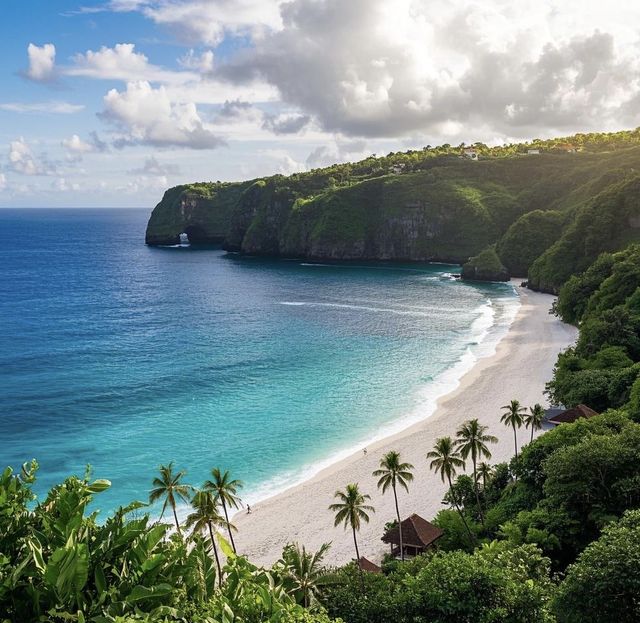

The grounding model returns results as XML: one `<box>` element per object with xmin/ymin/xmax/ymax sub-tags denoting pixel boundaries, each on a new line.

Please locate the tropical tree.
<box><xmin>500</xmin><ymin>400</ymin><xmax>527</xmax><ymax>460</ymax></box>
<box><xmin>329</xmin><ymin>483</ymin><xmax>374</xmax><ymax>585</ymax></box>
<box><xmin>477</xmin><ymin>462</ymin><xmax>494</xmax><ymax>490</ymax></box>
<box><xmin>427</xmin><ymin>437</ymin><xmax>475</xmax><ymax>543</ymax></box>
<box><xmin>525</xmin><ymin>403</ymin><xmax>546</xmax><ymax>443</ymax></box>
<box><xmin>204</xmin><ymin>468</ymin><xmax>244</xmax><ymax>553</ymax></box>
<box><xmin>279</xmin><ymin>542</ymin><xmax>333</xmax><ymax>608</ymax></box>
<box><xmin>455</xmin><ymin>419</ymin><xmax>497</xmax><ymax>524</ymax></box>
<box><xmin>149</xmin><ymin>462</ymin><xmax>193</xmax><ymax>535</ymax></box>
<box><xmin>372</xmin><ymin>450</ymin><xmax>414</xmax><ymax>560</ymax></box>
<box><xmin>185</xmin><ymin>489</ymin><xmax>229</xmax><ymax>583</ymax></box>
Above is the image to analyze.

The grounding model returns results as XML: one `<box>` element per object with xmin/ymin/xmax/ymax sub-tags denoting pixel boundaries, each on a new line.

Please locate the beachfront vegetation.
<box><xmin>329</xmin><ymin>484</ymin><xmax>374</xmax><ymax>583</ymax></box>
<box><xmin>372</xmin><ymin>451</ymin><xmax>414</xmax><ymax>561</ymax></box>
<box><xmin>500</xmin><ymin>400</ymin><xmax>526</xmax><ymax>460</ymax></box>
<box><xmin>204</xmin><ymin>468</ymin><xmax>244</xmax><ymax>554</ymax></box>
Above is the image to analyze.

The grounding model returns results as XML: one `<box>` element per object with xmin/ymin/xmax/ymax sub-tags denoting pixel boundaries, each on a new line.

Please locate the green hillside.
<box><xmin>146</xmin><ymin>129</ymin><xmax>640</xmax><ymax>292</ymax></box>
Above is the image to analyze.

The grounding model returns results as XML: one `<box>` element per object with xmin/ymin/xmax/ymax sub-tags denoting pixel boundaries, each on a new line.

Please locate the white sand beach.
<box><xmin>233</xmin><ymin>282</ymin><xmax>578</xmax><ymax>567</ymax></box>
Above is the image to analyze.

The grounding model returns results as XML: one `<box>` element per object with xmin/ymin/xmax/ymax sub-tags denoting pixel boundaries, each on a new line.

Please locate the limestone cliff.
<box><xmin>145</xmin><ymin>133</ymin><xmax>640</xmax><ymax>289</ymax></box>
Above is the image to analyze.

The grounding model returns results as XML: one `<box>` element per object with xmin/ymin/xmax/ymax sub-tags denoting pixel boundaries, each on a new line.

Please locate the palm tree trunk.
<box><xmin>171</xmin><ymin>501</ymin><xmax>182</xmax><ymax>536</ymax></box>
<box><xmin>207</xmin><ymin>521</ymin><xmax>223</xmax><ymax>585</ymax></box>
<box><xmin>392</xmin><ymin>483</ymin><xmax>405</xmax><ymax>561</ymax></box>
<box><xmin>352</xmin><ymin>525</ymin><xmax>365</xmax><ymax>591</ymax></box>
<box><xmin>447</xmin><ymin>475</ymin><xmax>475</xmax><ymax>545</ymax></box>
<box><xmin>513</xmin><ymin>424</ymin><xmax>519</xmax><ymax>481</ymax></box>
<box><xmin>530</xmin><ymin>425</ymin><xmax>534</xmax><ymax>444</ymax></box>
<box><xmin>472</xmin><ymin>459</ymin><xmax>485</xmax><ymax>526</ymax></box>
<box><xmin>220</xmin><ymin>498</ymin><xmax>237</xmax><ymax>553</ymax></box>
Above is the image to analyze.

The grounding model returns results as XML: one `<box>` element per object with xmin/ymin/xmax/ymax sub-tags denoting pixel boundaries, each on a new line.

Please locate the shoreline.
<box><xmin>233</xmin><ymin>281</ymin><xmax>578</xmax><ymax>566</ymax></box>
<box><xmin>229</xmin><ymin>284</ymin><xmax>519</xmax><ymax>512</ymax></box>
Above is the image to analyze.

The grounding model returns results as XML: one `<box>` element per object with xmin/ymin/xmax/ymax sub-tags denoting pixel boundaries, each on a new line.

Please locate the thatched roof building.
<box><xmin>381</xmin><ymin>513</ymin><xmax>443</xmax><ymax>558</ymax></box>
<box><xmin>547</xmin><ymin>404</ymin><xmax>598</xmax><ymax>426</ymax></box>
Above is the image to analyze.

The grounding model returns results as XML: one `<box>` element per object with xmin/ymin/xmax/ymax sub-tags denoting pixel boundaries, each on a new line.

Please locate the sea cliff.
<box><xmin>146</xmin><ymin>130</ymin><xmax>640</xmax><ymax>290</ymax></box>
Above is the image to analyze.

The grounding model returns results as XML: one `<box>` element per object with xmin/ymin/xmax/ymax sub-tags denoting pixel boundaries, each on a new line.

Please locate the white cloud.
<box><xmin>62</xmin><ymin>134</ymin><xmax>95</xmax><ymax>153</ymax></box>
<box><xmin>0</xmin><ymin>173</ymin><xmax>6</xmax><ymax>191</ymax></box>
<box><xmin>68</xmin><ymin>43</ymin><xmax>195</xmax><ymax>84</ymax></box>
<box><xmin>120</xmin><ymin>174</ymin><xmax>169</xmax><ymax>194</ymax></box>
<box><xmin>128</xmin><ymin>0</ymin><xmax>282</xmax><ymax>46</ymax></box>
<box><xmin>8</xmin><ymin>138</ymin><xmax>57</xmax><ymax>176</ymax></box>
<box><xmin>25</xmin><ymin>43</ymin><xmax>56</xmax><ymax>82</ymax></box>
<box><xmin>128</xmin><ymin>156</ymin><xmax>181</xmax><ymax>176</ymax></box>
<box><xmin>305</xmin><ymin>139</ymin><xmax>369</xmax><ymax>169</ymax></box>
<box><xmin>52</xmin><ymin>177</ymin><xmax>80</xmax><ymax>192</ymax></box>
<box><xmin>61</xmin><ymin>132</ymin><xmax>108</xmax><ymax>161</ymax></box>
<box><xmin>214</xmin><ymin>0</ymin><xmax>640</xmax><ymax>140</ymax></box>
<box><xmin>178</xmin><ymin>49</ymin><xmax>215</xmax><ymax>73</ymax></box>
<box><xmin>100</xmin><ymin>80</ymin><xmax>226</xmax><ymax>149</ymax></box>
<box><xmin>0</xmin><ymin>101</ymin><xmax>84</xmax><ymax>114</ymax></box>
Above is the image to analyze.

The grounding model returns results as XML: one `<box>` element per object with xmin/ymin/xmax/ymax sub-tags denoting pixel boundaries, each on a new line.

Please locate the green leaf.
<box><xmin>126</xmin><ymin>583</ymin><xmax>173</xmax><ymax>603</ymax></box>
<box><xmin>217</xmin><ymin>534</ymin><xmax>235</xmax><ymax>559</ymax></box>
<box><xmin>87</xmin><ymin>479</ymin><xmax>111</xmax><ymax>493</ymax></box>
<box><xmin>27</xmin><ymin>536</ymin><xmax>46</xmax><ymax>573</ymax></box>
<box><xmin>94</xmin><ymin>565</ymin><xmax>107</xmax><ymax>597</ymax></box>
<box><xmin>44</xmin><ymin>538</ymin><xmax>89</xmax><ymax>604</ymax></box>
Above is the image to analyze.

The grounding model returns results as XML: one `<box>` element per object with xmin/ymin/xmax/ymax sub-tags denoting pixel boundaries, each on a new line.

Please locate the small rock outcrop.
<box><xmin>461</xmin><ymin>246</ymin><xmax>510</xmax><ymax>282</ymax></box>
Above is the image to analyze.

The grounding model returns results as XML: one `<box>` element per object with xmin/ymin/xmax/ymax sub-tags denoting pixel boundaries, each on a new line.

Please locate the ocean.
<box><xmin>0</xmin><ymin>208</ymin><xmax>519</xmax><ymax>515</ymax></box>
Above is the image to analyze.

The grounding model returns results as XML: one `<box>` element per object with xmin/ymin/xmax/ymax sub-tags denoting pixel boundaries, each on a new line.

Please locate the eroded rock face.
<box><xmin>146</xmin><ymin>176</ymin><xmax>497</xmax><ymax>263</ymax></box>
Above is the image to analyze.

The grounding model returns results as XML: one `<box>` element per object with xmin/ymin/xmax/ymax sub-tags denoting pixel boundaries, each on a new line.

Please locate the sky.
<box><xmin>1</xmin><ymin>0</ymin><xmax>640</xmax><ymax>207</ymax></box>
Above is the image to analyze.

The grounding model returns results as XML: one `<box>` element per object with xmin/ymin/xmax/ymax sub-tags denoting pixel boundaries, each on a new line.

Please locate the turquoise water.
<box><xmin>0</xmin><ymin>209</ymin><xmax>518</xmax><ymax>515</ymax></box>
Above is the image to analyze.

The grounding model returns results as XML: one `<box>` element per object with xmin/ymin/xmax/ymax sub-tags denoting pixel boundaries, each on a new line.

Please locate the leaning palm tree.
<box><xmin>329</xmin><ymin>483</ymin><xmax>374</xmax><ymax>585</ymax></box>
<box><xmin>149</xmin><ymin>462</ymin><xmax>193</xmax><ymax>536</ymax></box>
<box><xmin>455</xmin><ymin>419</ymin><xmax>497</xmax><ymax>524</ymax></box>
<box><xmin>427</xmin><ymin>436</ymin><xmax>475</xmax><ymax>543</ymax></box>
<box><xmin>280</xmin><ymin>542</ymin><xmax>332</xmax><ymax>608</ymax></box>
<box><xmin>500</xmin><ymin>399</ymin><xmax>527</xmax><ymax>460</ymax></box>
<box><xmin>477</xmin><ymin>462</ymin><xmax>494</xmax><ymax>491</ymax></box>
<box><xmin>204</xmin><ymin>468</ymin><xmax>243</xmax><ymax>553</ymax></box>
<box><xmin>525</xmin><ymin>403</ymin><xmax>546</xmax><ymax>443</ymax></box>
<box><xmin>185</xmin><ymin>489</ymin><xmax>230</xmax><ymax>583</ymax></box>
<box><xmin>373</xmin><ymin>450</ymin><xmax>414</xmax><ymax>560</ymax></box>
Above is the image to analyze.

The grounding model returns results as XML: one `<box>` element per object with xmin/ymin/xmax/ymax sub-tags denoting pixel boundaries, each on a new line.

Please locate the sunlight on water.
<box><xmin>0</xmin><ymin>209</ymin><xmax>518</xmax><ymax>515</ymax></box>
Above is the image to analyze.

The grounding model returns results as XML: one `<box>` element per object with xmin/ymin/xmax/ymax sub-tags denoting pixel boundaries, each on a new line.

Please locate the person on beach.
<box><xmin>247</xmin><ymin>505</ymin><xmax>252</xmax><ymax>514</ymax></box>
<box><xmin>363</xmin><ymin>447</ymin><xmax>368</xmax><ymax>456</ymax></box>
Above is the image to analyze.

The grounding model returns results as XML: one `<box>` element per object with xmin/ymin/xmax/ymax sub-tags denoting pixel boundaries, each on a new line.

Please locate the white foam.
<box><xmin>230</xmin><ymin>289</ymin><xmax>521</xmax><ymax>511</ymax></box>
<box><xmin>279</xmin><ymin>300</ymin><xmax>467</xmax><ymax>317</ymax></box>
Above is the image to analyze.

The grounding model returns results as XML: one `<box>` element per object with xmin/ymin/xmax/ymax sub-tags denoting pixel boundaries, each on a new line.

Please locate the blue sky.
<box><xmin>1</xmin><ymin>0</ymin><xmax>639</xmax><ymax>207</ymax></box>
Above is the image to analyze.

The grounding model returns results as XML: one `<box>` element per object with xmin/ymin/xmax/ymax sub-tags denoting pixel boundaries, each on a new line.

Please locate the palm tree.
<box><xmin>329</xmin><ymin>483</ymin><xmax>374</xmax><ymax>586</ymax></box>
<box><xmin>455</xmin><ymin>419</ymin><xmax>497</xmax><ymax>524</ymax></box>
<box><xmin>149</xmin><ymin>462</ymin><xmax>193</xmax><ymax>536</ymax></box>
<box><xmin>185</xmin><ymin>489</ymin><xmax>229</xmax><ymax>583</ymax></box>
<box><xmin>204</xmin><ymin>468</ymin><xmax>243</xmax><ymax>553</ymax></box>
<box><xmin>427</xmin><ymin>437</ymin><xmax>475</xmax><ymax>543</ymax></box>
<box><xmin>525</xmin><ymin>403</ymin><xmax>545</xmax><ymax>443</ymax></box>
<box><xmin>280</xmin><ymin>542</ymin><xmax>332</xmax><ymax>608</ymax></box>
<box><xmin>477</xmin><ymin>462</ymin><xmax>494</xmax><ymax>491</ymax></box>
<box><xmin>500</xmin><ymin>400</ymin><xmax>527</xmax><ymax>460</ymax></box>
<box><xmin>372</xmin><ymin>450</ymin><xmax>414</xmax><ymax>561</ymax></box>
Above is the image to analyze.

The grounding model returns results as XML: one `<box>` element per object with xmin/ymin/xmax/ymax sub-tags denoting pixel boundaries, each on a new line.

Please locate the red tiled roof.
<box><xmin>381</xmin><ymin>514</ymin><xmax>443</xmax><ymax>548</ymax></box>
<box><xmin>547</xmin><ymin>404</ymin><xmax>599</xmax><ymax>425</ymax></box>
<box><xmin>358</xmin><ymin>557</ymin><xmax>382</xmax><ymax>573</ymax></box>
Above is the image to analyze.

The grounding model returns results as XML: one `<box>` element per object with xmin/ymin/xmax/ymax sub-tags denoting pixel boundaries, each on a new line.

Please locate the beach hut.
<box><xmin>357</xmin><ymin>557</ymin><xmax>382</xmax><ymax>573</ymax></box>
<box><xmin>547</xmin><ymin>404</ymin><xmax>599</xmax><ymax>427</ymax></box>
<box><xmin>382</xmin><ymin>513</ymin><xmax>443</xmax><ymax>558</ymax></box>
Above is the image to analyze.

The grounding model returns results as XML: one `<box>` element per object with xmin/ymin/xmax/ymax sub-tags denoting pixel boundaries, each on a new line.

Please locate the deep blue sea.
<box><xmin>0</xmin><ymin>209</ymin><xmax>519</xmax><ymax>516</ymax></box>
